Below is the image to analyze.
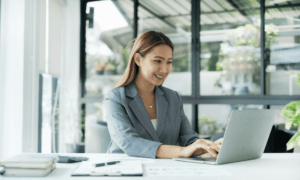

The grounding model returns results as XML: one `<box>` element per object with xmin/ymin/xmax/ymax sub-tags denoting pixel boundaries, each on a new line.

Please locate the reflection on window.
<box><xmin>265</xmin><ymin>0</ymin><xmax>300</xmax><ymax>95</ymax></box>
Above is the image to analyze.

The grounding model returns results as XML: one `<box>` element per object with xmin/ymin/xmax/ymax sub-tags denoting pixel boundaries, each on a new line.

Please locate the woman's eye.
<box><xmin>168</xmin><ymin>61</ymin><xmax>172</xmax><ymax>64</ymax></box>
<box><xmin>155</xmin><ymin>60</ymin><xmax>161</xmax><ymax>63</ymax></box>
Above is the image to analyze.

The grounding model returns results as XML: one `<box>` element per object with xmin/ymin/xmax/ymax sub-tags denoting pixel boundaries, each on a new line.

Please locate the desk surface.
<box><xmin>1</xmin><ymin>153</ymin><xmax>299</xmax><ymax>180</ymax></box>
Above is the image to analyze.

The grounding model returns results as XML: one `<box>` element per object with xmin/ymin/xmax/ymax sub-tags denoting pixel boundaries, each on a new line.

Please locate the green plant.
<box><xmin>281</xmin><ymin>74</ymin><xmax>300</xmax><ymax>150</ymax></box>
<box><xmin>105</xmin><ymin>58</ymin><xmax>118</xmax><ymax>71</ymax></box>
<box><xmin>233</xmin><ymin>24</ymin><xmax>260</xmax><ymax>47</ymax></box>
<box><xmin>198</xmin><ymin>116</ymin><xmax>226</xmax><ymax>136</ymax></box>
<box><xmin>95</xmin><ymin>59</ymin><xmax>109</xmax><ymax>71</ymax></box>
<box><xmin>80</xmin><ymin>107</ymin><xmax>85</xmax><ymax>143</ymax></box>
<box><xmin>172</xmin><ymin>55</ymin><xmax>189</xmax><ymax>72</ymax></box>
<box><xmin>119</xmin><ymin>45</ymin><xmax>131</xmax><ymax>70</ymax></box>
<box><xmin>215</xmin><ymin>23</ymin><xmax>279</xmax><ymax>87</ymax></box>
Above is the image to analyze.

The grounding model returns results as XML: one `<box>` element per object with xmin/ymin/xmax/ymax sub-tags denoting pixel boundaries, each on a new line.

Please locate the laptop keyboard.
<box><xmin>191</xmin><ymin>156</ymin><xmax>216</xmax><ymax>162</ymax></box>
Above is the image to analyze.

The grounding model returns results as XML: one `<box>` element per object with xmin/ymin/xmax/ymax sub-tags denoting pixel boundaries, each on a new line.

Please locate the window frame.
<box><xmin>79</xmin><ymin>0</ymin><xmax>300</xmax><ymax>133</ymax></box>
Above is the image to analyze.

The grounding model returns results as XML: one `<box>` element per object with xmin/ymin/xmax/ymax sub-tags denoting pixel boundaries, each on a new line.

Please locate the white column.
<box><xmin>0</xmin><ymin>0</ymin><xmax>40</xmax><ymax>160</ymax></box>
<box><xmin>59</xmin><ymin>0</ymin><xmax>81</xmax><ymax>153</ymax></box>
<box><xmin>22</xmin><ymin>0</ymin><xmax>40</xmax><ymax>154</ymax></box>
<box><xmin>0</xmin><ymin>0</ymin><xmax>25</xmax><ymax>160</ymax></box>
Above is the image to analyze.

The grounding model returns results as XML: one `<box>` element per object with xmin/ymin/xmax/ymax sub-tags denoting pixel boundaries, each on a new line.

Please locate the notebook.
<box><xmin>0</xmin><ymin>163</ymin><xmax>56</xmax><ymax>177</ymax></box>
<box><xmin>72</xmin><ymin>160</ymin><xmax>143</xmax><ymax>176</ymax></box>
<box><xmin>0</xmin><ymin>154</ymin><xmax>59</xmax><ymax>168</ymax></box>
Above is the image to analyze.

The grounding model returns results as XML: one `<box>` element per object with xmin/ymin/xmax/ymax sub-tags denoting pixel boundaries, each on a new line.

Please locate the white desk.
<box><xmin>1</xmin><ymin>153</ymin><xmax>299</xmax><ymax>180</ymax></box>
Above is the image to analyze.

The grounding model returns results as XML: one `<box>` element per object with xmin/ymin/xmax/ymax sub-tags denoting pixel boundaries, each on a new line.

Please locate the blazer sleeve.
<box><xmin>104</xmin><ymin>91</ymin><xmax>162</xmax><ymax>159</ymax></box>
<box><xmin>176</xmin><ymin>92</ymin><xmax>199</xmax><ymax>146</ymax></box>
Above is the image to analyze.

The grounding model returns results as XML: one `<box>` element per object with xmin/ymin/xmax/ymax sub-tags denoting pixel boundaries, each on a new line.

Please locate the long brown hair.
<box><xmin>115</xmin><ymin>31</ymin><xmax>174</xmax><ymax>89</ymax></box>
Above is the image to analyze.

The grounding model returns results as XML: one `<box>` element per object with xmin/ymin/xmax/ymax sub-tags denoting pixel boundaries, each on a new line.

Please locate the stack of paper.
<box><xmin>0</xmin><ymin>154</ymin><xmax>59</xmax><ymax>177</ymax></box>
<box><xmin>72</xmin><ymin>160</ymin><xmax>143</xmax><ymax>176</ymax></box>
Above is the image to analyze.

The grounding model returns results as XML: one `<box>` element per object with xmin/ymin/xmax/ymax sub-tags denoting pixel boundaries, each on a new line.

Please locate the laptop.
<box><xmin>173</xmin><ymin>109</ymin><xmax>278</xmax><ymax>165</ymax></box>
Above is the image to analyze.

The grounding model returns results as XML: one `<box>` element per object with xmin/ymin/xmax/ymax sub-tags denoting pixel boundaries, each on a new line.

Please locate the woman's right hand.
<box><xmin>180</xmin><ymin>139</ymin><xmax>220</xmax><ymax>159</ymax></box>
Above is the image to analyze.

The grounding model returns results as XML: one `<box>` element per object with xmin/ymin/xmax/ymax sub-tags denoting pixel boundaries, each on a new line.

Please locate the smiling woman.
<box><xmin>115</xmin><ymin>31</ymin><xmax>174</xmax><ymax>88</ymax></box>
<box><xmin>103</xmin><ymin>31</ymin><xmax>223</xmax><ymax>159</ymax></box>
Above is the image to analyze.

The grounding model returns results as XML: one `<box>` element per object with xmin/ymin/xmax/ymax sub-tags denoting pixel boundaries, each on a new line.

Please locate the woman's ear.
<box><xmin>134</xmin><ymin>53</ymin><xmax>141</xmax><ymax>66</ymax></box>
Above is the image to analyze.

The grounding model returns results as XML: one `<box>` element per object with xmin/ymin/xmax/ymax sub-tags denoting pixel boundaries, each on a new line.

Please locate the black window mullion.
<box><xmin>260</xmin><ymin>0</ymin><xmax>266</xmax><ymax>98</ymax></box>
<box><xmin>191</xmin><ymin>0</ymin><xmax>200</xmax><ymax>98</ymax></box>
<box><xmin>80</xmin><ymin>1</ymin><xmax>87</xmax><ymax>99</ymax></box>
<box><xmin>134</xmin><ymin>0</ymin><xmax>138</xmax><ymax>38</ymax></box>
<box><xmin>191</xmin><ymin>0</ymin><xmax>200</xmax><ymax>133</ymax></box>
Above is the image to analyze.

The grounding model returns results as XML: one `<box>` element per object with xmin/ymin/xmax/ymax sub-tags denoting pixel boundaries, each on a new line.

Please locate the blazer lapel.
<box><xmin>155</xmin><ymin>86</ymin><xmax>168</xmax><ymax>138</ymax></box>
<box><xmin>126</xmin><ymin>82</ymin><xmax>160</xmax><ymax>142</ymax></box>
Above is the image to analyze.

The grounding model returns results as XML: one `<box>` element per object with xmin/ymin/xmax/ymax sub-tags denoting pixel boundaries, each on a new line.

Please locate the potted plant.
<box><xmin>281</xmin><ymin>73</ymin><xmax>300</xmax><ymax>152</ymax></box>
<box><xmin>74</xmin><ymin>107</ymin><xmax>86</xmax><ymax>153</ymax></box>
<box><xmin>104</xmin><ymin>58</ymin><xmax>118</xmax><ymax>75</ymax></box>
<box><xmin>95</xmin><ymin>59</ymin><xmax>109</xmax><ymax>75</ymax></box>
<box><xmin>198</xmin><ymin>116</ymin><xmax>225</xmax><ymax>136</ymax></box>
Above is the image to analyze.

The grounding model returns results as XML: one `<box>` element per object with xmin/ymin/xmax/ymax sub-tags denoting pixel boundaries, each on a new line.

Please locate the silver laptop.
<box><xmin>173</xmin><ymin>109</ymin><xmax>278</xmax><ymax>165</ymax></box>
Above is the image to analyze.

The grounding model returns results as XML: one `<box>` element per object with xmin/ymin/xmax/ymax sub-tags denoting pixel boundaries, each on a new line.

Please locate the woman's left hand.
<box><xmin>214</xmin><ymin>138</ymin><xmax>223</xmax><ymax>149</ymax></box>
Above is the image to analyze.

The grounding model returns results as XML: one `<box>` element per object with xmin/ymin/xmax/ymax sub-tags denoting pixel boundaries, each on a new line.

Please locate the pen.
<box><xmin>94</xmin><ymin>161</ymin><xmax>121</xmax><ymax>167</ymax></box>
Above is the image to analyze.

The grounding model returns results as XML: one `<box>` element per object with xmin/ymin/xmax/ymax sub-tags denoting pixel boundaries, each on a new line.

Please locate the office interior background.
<box><xmin>0</xmin><ymin>0</ymin><xmax>300</xmax><ymax>160</ymax></box>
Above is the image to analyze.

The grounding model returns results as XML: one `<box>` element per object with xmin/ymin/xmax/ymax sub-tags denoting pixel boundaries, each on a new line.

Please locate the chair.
<box><xmin>264</xmin><ymin>125</ymin><xmax>295</xmax><ymax>153</ymax></box>
<box><xmin>85</xmin><ymin>120</ymin><xmax>111</xmax><ymax>153</ymax></box>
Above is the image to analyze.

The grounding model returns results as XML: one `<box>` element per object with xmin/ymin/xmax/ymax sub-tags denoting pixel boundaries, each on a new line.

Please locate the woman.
<box><xmin>104</xmin><ymin>31</ymin><xmax>223</xmax><ymax>159</ymax></box>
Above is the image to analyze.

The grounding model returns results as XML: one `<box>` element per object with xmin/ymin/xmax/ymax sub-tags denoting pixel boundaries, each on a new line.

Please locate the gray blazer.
<box><xmin>103</xmin><ymin>82</ymin><xmax>199</xmax><ymax>158</ymax></box>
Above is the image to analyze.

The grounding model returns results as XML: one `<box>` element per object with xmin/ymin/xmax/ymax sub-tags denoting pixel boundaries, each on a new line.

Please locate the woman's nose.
<box><xmin>160</xmin><ymin>64</ymin><xmax>169</xmax><ymax>74</ymax></box>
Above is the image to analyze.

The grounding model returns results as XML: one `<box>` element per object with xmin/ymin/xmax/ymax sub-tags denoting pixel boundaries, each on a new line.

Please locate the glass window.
<box><xmin>40</xmin><ymin>74</ymin><xmax>59</xmax><ymax>153</ymax></box>
<box><xmin>200</xmin><ymin>0</ymin><xmax>261</xmax><ymax>96</ymax></box>
<box><xmin>138</xmin><ymin>0</ymin><xmax>192</xmax><ymax>95</ymax></box>
<box><xmin>265</xmin><ymin>1</ymin><xmax>300</xmax><ymax>95</ymax></box>
<box><xmin>183</xmin><ymin>104</ymin><xmax>192</xmax><ymax>126</ymax></box>
<box><xmin>84</xmin><ymin>0</ymin><xmax>134</xmax><ymax>148</ymax></box>
<box><xmin>198</xmin><ymin>104</ymin><xmax>263</xmax><ymax>139</ymax></box>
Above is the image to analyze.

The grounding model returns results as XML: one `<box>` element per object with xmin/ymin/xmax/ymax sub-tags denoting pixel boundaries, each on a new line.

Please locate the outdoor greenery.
<box><xmin>119</xmin><ymin>44</ymin><xmax>131</xmax><ymax>71</ymax></box>
<box><xmin>80</xmin><ymin>108</ymin><xmax>85</xmax><ymax>142</ymax></box>
<box><xmin>215</xmin><ymin>23</ymin><xmax>279</xmax><ymax>87</ymax></box>
<box><xmin>172</xmin><ymin>55</ymin><xmax>189</xmax><ymax>72</ymax></box>
<box><xmin>95</xmin><ymin>59</ymin><xmax>109</xmax><ymax>71</ymax></box>
<box><xmin>105</xmin><ymin>58</ymin><xmax>118</xmax><ymax>71</ymax></box>
<box><xmin>282</xmin><ymin>74</ymin><xmax>300</xmax><ymax>150</ymax></box>
<box><xmin>198</xmin><ymin>116</ymin><xmax>226</xmax><ymax>136</ymax></box>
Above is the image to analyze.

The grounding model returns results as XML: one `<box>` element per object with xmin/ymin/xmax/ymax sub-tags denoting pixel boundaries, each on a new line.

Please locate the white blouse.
<box><xmin>151</xmin><ymin>119</ymin><xmax>157</xmax><ymax>131</ymax></box>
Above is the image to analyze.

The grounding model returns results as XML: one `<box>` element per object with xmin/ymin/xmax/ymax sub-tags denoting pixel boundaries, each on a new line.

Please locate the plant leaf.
<box><xmin>297</xmin><ymin>73</ymin><xmax>300</xmax><ymax>88</ymax></box>
<box><xmin>286</xmin><ymin>131</ymin><xmax>300</xmax><ymax>150</ymax></box>
<box><xmin>281</xmin><ymin>101</ymin><xmax>300</xmax><ymax>118</ymax></box>
<box><xmin>296</xmin><ymin>79</ymin><xmax>300</xmax><ymax>88</ymax></box>
<box><xmin>285</xmin><ymin>118</ymin><xmax>294</xmax><ymax>130</ymax></box>
<box><xmin>293</xmin><ymin>110</ymin><xmax>300</xmax><ymax>126</ymax></box>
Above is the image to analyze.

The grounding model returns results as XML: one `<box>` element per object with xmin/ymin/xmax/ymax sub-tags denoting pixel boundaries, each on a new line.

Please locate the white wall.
<box><xmin>49</xmin><ymin>0</ymin><xmax>64</xmax><ymax>77</ymax></box>
<box><xmin>0</xmin><ymin>0</ymin><xmax>40</xmax><ymax>160</ymax></box>
<box><xmin>23</xmin><ymin>0</ymin><xmax>40</xmax><ymax>154</ymax></box>
<box><xmin>59</xmin><ymin>0</ymin><xmax>81</xmax><ymax>153</ymax></box>
<box><xmin>0</xmin><ymin>0</ymin><xmax>25</xmax><ymax>160</ymax></box>
<box><xmin>0</xmin><ymin>0</ymin><xmax>81</xmax><ymax>158</ymax></box>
